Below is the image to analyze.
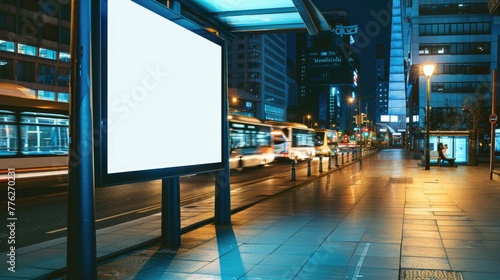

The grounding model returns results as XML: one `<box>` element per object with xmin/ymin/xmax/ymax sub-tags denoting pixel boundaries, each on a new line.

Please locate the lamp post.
<box><xmin>423</xmin><ymin>64</ymin><xmax>435</xmax><ymax>170</ymax></box>
<box><xmin>303</xmin><ymin>114</ymin><xmax>311</xmax><ymax>127</ymax></box>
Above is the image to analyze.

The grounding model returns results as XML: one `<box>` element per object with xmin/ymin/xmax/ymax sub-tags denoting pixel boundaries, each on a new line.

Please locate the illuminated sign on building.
<box><xmin>331</xmin><ymin>24</ymin><xmax>359</xmax><ymax>36</ymax></box>
<box><xmin>353</xmin><ymin>70</ymin><xmax>358</xmax><ymax>87</ymax></box>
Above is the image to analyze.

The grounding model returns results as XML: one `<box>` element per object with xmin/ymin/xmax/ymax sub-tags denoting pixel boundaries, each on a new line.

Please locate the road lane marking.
<box><xmin>352</xmin><ymin>243</ymin><xmax>370</xmax><ymax>280</ymax></box>
<box><xmin>46</xmin><ymin>204</ymin><xmax>162</xmax><ymax>234</ymax></box>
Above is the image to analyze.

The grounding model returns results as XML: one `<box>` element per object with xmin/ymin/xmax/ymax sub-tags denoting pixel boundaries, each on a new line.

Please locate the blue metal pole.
<box><xmin>215</xmin><ymin>31</ymin><xmax>231</xmax><ymax>225</ymax></box>
<box><xmin>162</xmin><ymin>177</ymin><xmax>181</xmax><ymax>248</ymax></box>
<box><xmin>67</xmin><ymin>0</ymin><xmax>96</xmax><ymax>278</ymax></box>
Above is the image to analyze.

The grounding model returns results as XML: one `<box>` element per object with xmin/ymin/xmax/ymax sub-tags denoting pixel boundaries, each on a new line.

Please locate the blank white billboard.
<box><xmin>98</xmin><ymin>0</ymin><xmax>224</xmax><ymax>185</ymax></box>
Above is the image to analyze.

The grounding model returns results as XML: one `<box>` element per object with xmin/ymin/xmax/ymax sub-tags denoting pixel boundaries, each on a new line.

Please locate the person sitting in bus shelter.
<box><xmin>440</xmin><ymin>144</ymin><xmax>456</xmax><ymax>167</ymax></box>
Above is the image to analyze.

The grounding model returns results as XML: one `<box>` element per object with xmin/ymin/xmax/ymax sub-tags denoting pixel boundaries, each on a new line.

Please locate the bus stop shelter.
<box><xmin>419</xmin><ymin>130</ymin><xmax>471</xmax><ymax>164</ymax></box>
<box><xmin>68</xmin><ymin>0</ymin><xmax>330</xmax><ymax>278</ymax></box>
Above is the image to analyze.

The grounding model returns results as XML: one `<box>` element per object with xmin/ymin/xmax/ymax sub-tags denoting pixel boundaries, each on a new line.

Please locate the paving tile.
<box><xmin>355</xmin><ymin>242</ymin><xmax>401</xmax><ymax>258</ymax></box>
<box><xmin>442</xmin><ymin>239</ymin><xmax>487</xmax><ymax>249</ymax></box>
<box><xmin>460</xmin><ymin>272</ymin><xmax>500</xmax><ymax>280</ymax></box>
<box><xmin>401</xmin><ymin>246</ymin><xmax>447</xmax><ymax>258</ymax></box>
<box><xmin>244</xmin><ymin>263</ymin><xmax>302</xmax><ymax>279</ymax></box>
<box><xmin>327</xmin><ymin>227</ymin><xmax>366</xmax><ymax>242</ymax></box>
<box><xmin>400</xmin><ymin>256</ymin><xmax>450</xmax><ymax>270</ymax></box>
<box><xmin>402</xmin><ymin>237</ymin><xmax>444</xmax><ymax>248</ymax></box>
<box><xmin>403</xmin><ymin>229</ymin><xmax>441</xmax><ymax>239</ymax></box>
<box><xmin>343</xmin><ymin>267</ymin><xmax>399</xmax><ymax>280</ymax></box>
<box><xmin>272</xmin><ymin>244</ymin><xmax>318</xmax><ymax>256</ymax></box>
<box><xmin>192</xmin><ymin>260</ymin><xmax>254</xmax><ymax>278</ymax></box>
<box><xmin>449</xmin><ymin>258</ymin><xmax>500</xmax><ymax>273</ymax></box>
<box><xmin>218</xmin><ymin>250</ymin><xmax>268</xmax><ymax>265</ymax></box>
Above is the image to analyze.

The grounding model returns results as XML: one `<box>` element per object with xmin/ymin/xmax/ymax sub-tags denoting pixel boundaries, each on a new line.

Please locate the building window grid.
<box><xmin>264</xmin><ymin>38</ymin><xmax>285</xmax><ymax>57</ymax></box>
<box><xmin>431</xmin><ymin>82</ymin><xmax>489</xmax><ymax>93</ymax></box>
<box><xmin>266</xmin><ymin>34</ymin><xmax>286</xmax><ymax>49</ymax></box>
<box><xmin>264</xmin><ymin>84</ymin><xmax>285</xmax><ymax>97</ymax></box>
<box><xmin>419</xmin><ymin>3</ymin><xmax>488</xmax><ymax>15</ymax></box>
<box><xmin>264</xmin><ymin>75</ymin><xmax>285</xmax><ymax>90</ymax></box>
<box><xmin>264</xmin><ymin>48</ymin><xmax>285</xmax><ymax>65</ymax></box>
<box><xmin>419</xmin><ymin>42</ymin><xmax>490</xmax><ymax>55</ymax></box>
<box><xmin>264</xmin><ymin>66</ymin><xmax>285</xmax><ymax>83</ymax></box>
<box><xmin>436</xmin><ymin>63</ymin><xmax>489</xmax><ymax>75</ymax></box>
<box><xmin>0</xmin><ymin>5</ymin><xmax>71</xmax><ymax>104</ymax></box>
<box><xmin>419</xmin><ymin>22</ymin><xmax>490</xmax><ymax>36</ymax></box>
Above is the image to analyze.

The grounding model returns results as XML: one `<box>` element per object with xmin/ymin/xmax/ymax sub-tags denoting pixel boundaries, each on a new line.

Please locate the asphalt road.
<box><xmin>0</xmin><ymin>159</ymin><xmax>306</xmax><ymax>249</ymax></box>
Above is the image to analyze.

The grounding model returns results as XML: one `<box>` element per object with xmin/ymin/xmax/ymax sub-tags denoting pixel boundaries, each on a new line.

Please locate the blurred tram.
<box><xmin>264</xmin><ymin>121</ymin><xmax>315</xmax><ymax>160</ymax></box>
<box><xmin>0</xmin><ymin>85</ymin><xmax>69</xmax><ymax>170</ymax></box>
<box><xmin>228</xmin><ymin>114</ymin><xmax>274</xmax><ymax>169</ymax></box>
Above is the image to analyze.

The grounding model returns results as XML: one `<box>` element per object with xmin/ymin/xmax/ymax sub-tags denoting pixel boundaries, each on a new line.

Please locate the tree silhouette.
<box><xmin>462</xmin><ymin>86</ymin><xmax>488</xmax><ymax>165</ymax></box>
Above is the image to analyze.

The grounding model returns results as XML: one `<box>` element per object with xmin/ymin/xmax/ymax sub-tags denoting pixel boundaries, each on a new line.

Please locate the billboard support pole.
<box><xmin>161</xmin><ymin>177</ymin><xmax>181</xmax><ymax>248</ymax></box>
<box><xmin>67</xmin><ymin>0</ymin><xmax>97</xmax><ymax>278</ymax></box>
<box><xmin>215</xmin><ymin>31</ymin><xmax>231</xmax><ymax>225</ymax></box>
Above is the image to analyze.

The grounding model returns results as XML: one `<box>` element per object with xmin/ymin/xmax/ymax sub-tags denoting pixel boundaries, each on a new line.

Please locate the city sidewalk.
<box><xmin>0</xmin><ymin>150</ymin><xmax>363</xmax><ymax>280</ymax></box>
<box><xmin>93</xmin><ymin>150</ymin><xmax>500</xmax><ymax>279</ymax></box>
<box><xmin>3</xmin><ymin>149</ymin><xmax>500</xmax><ymax>279</ymax></box>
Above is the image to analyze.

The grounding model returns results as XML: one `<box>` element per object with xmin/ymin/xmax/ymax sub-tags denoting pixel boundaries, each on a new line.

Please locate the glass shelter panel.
<box><xmin>430</xmin><ymin>135</ymin><xmax>468</xmax><ymax>164</ymax></box>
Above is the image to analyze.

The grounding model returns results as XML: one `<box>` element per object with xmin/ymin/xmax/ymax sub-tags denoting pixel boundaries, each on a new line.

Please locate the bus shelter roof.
<box><xmin>175</xmin><ymin>0</ymin><xmax>330</xmax><ymax>35</ymax></box>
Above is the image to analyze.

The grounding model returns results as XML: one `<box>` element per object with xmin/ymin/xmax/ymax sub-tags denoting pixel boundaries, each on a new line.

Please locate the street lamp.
<box><xmin>303</xmin><ymin>114</ymin><xmax>311</xmax><ymax>127</ymax></box>
<box><xmin>423</xmin><ymin>64</ymin><xmax>435</xmax><ymax>170</ymax></box>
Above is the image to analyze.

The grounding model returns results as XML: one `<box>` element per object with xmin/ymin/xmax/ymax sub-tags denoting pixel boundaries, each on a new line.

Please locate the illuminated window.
<box><xmin>38</xmin><ymin>90</ymin><xmax>56</xmax><ymax>101</ymax></box>
<box><xmin>0</xmin><ymin>40</ymin><xmax>14</xmax><ymax>52</ymax></box>
<box><xmin>18</xmin><ymin>44</ymin><xmax>37</xmax><ymax>56</ymax></box>
<box><xmin>59</xmin><ymin>52</ymin><xmax>71</xmax><ymax>62</ymax></box>
<box><xmin>58</xmin><ymin>92</ymin><xmax>70</xmax><ymax>102</ymax></box>
<box><xmin>39</xmin><ymin>48</ymin><xmax>57</xmax><ymax>60</ymax></box>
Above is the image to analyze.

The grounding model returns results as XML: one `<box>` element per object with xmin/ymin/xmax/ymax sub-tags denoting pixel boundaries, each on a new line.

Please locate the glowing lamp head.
<box><xmin>423</xmin><ymin>64</ymin><xmax>435</xmax><ymax>77</ymax></box>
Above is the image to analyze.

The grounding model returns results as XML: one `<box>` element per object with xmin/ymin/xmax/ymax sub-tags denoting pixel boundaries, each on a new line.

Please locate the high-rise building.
<box><xmin>0</xmin><ymin>2</ymin><xmax>71</xmax><ymax>102</ymax></box>
<box><xmin>407</xmin><ymin>0</ymin><xmax>499</xmax><ymax>149</ymax></box>
<box><xmin>375</xmin><ymin>44</ymin><xmax>389</xmax><ymax>127</ymax></box>
<box><xmin>286</xmin><ymin>57</ymin><xmax>299</xmax><ymax>109</ymax></box>
<box><xmin>227</xmin><ymin>34</ymin><xmax>288</xmax><ymax>121</ymax></box>
<box><xmin>375</xmin><ymin>44</ymin><xmax>389</xmax><ymax>117</ymax></box>
<box><xmin>385</xmin><ymin>0</ymin><xmax>412</xmax><ymax>148</ymax></box>
<box><xmin>297</xmin><ymin>10</ymin><xmax>360</xmax><ymax>131</ymax></box>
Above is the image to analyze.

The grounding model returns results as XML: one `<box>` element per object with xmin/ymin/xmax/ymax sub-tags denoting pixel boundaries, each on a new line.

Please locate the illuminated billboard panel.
<box><xmin>97</xmin><ymin>0</ymin><xmax>225</xmax><ymax>186</ymax></box>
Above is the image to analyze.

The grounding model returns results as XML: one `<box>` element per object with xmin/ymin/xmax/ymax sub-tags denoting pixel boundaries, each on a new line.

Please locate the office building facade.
<box><xmin>407</xmin><ymin>0</ymin><xmax>499</xmax><ymax>150</ymax></box>
<box><xmin>227</xmin><ymin>33</ymin><xmax>288</xmax><ymax>121</ymax></box>
<box><xmin>0</xmin><ymin>1</ymin><xmax>71</xmax><ymax>101</ymax></box>
<box><xmin>297</xmin><ymin>11</ymin><xmax>359</xmax><ymax>131</ymax></box>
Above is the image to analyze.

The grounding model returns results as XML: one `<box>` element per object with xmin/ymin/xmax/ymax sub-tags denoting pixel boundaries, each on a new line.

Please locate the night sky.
<box><xmin>288</xmin><ymin>0</ymin><xmax>392</xmax><ymax>103</ymax></box>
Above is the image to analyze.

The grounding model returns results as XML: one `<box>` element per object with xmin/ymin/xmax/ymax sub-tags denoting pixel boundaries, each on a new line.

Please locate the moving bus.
<box><xmin>264</xmin><ymin>121</ymin><xmax>315</xmax><ymax>160</ymax></box>
<box><xmin>228</xmin><ymin>114</ymin><xmax>274</xmax><ymax>169</ymax></box>
<box><xmin>313</xmin><ymin>128</ymin><xmax>338</xmax><ymax>157</ymax></box>
<box><xmin>0</xmin><ymin>86</ymin><xmax>69</xmax><ymax>170</ymax></box>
